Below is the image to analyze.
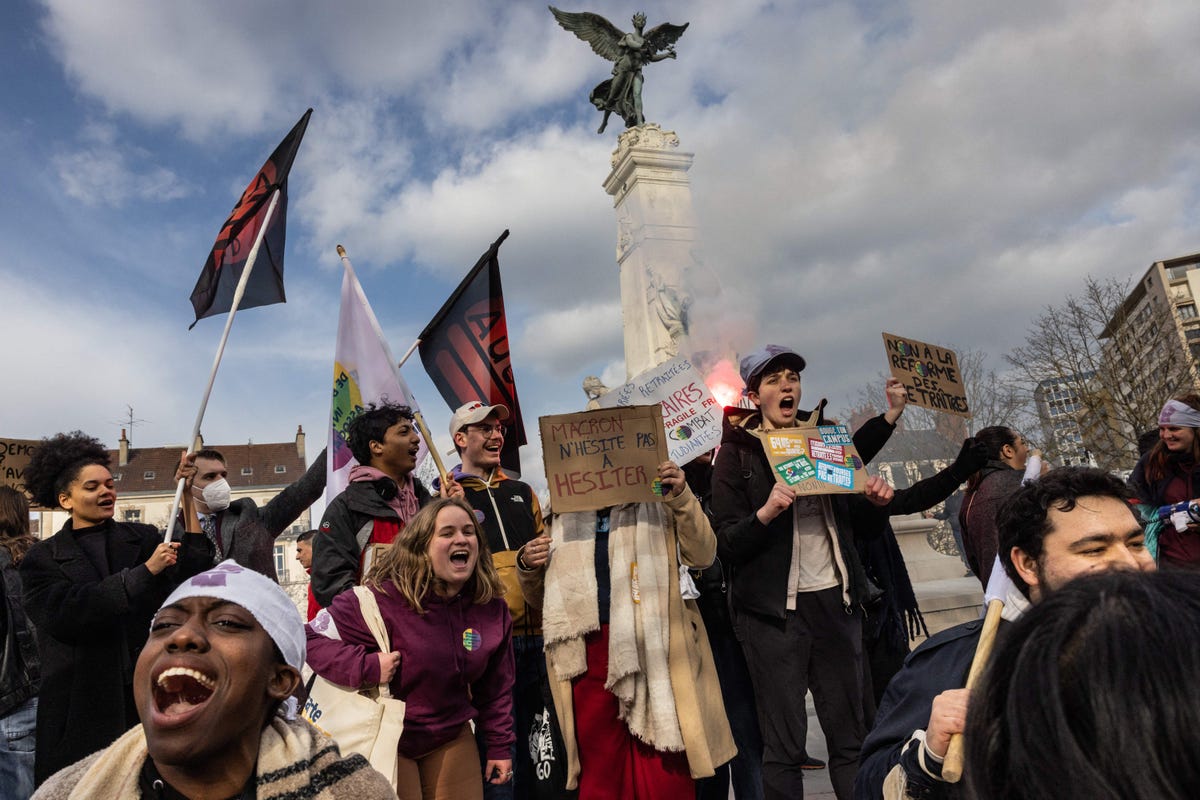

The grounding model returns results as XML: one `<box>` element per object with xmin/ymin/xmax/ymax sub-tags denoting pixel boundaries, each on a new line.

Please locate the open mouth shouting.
<box><xmin>151</xmin><ymin>665</ymin><xmax>216</xmax><ymax>723</ymax></box>
<box><xmin>449</xmin><ymin>548</ymin><xmax>473</xmax><ymax>568</ymax></box>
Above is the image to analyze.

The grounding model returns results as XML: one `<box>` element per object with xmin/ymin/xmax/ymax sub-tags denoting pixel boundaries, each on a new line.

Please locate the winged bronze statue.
<box><xmin>549</xmin><ymin>7</ymin><xmax>689</xmax><ymax>134</ymax></box>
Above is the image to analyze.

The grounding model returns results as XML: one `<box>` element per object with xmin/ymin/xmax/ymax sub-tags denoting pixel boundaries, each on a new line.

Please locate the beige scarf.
<box><xmin>34</xmin><ymin>718</ymin><xmax>393</xmax><ymax>800</ymax></box>
<box><xmin>542</xmin><ymin>503</ymin><xmax>684</xmax><ymax>751</ymax></box>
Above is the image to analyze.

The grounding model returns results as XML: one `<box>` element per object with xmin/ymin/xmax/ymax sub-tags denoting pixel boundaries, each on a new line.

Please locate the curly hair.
<box><xmin>365</xmin><ymin>497</ymin><xmax>504</xmax><ymax>614</ymax></box>
<box><xmin>346</xmin><ymin>402</ymin><xmax>415</xmax><ymax>466</ymax></box>
<box><xmin>0</xmin><ymin>486</ymin><xmax>35</xmax><ymax>564</ymax></box>
<box><xmin>24</xmin><ymin>431</ymin><xmax>111</xmax><ymax>509</ymax></box>
<box><xmin>996</xmin><ymin>466</ymin><xmax>1138</xmax><ymax>598</ymax></box>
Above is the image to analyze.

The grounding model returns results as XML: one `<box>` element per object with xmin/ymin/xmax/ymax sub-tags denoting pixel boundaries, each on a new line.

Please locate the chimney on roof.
<box><xmin>119</xmin><ymin>429</ymin><xmax>129</xmax><ymax>466</ymax></box>
<box><xmin>193</xmin><ymin>432</ymin><xmax>204</xmax><ymax>453</ymax></box>
<box><xmin>296</xmin><ymin>425</ymin><xmax>305</xmax><ymax>459</ymax></box>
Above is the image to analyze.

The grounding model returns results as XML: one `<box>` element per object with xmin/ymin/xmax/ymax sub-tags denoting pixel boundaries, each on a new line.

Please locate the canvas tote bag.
<box><xmin>303</xmin><ymin>585</ymin><xmax>406</xmax><ymax>785</ymax></box>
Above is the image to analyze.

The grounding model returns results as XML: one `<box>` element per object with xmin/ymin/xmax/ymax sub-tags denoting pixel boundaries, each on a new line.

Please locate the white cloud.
<box><xmin>53</xmin><ymin>122</ymin><xmax>193</xmax><ymax>207</ymax></box>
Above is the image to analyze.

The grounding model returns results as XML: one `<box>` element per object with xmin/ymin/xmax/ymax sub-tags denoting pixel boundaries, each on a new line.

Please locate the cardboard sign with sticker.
<box><xmin>540</xmin><ymin>404</ymin><xmax>669</xmax><ymax>513</ymax></box>
<box><xmin>882</xmin><ymin>332</ymin><xmax>972</xmax><ymax>418</ymax></box>
<box><xmin>760</xmin><ymin>425</ymin><xmax>868</xmax><ymax>494</ymax></box>
<box><xmin>594</xmin><ymin>355</ymin><xmax>723</xmax><ymax>467</ymax></box>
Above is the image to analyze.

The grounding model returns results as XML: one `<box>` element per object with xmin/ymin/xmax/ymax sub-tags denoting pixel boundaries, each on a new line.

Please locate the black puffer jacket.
<box><xmin>711</xmin><ymin>405</ymin><xmax>896</xmax><ymax>619</ymax></box>
<box><xmin>311</xmin><ymin>476</ymin><xmax>432</xmax><ymax>607</ymax></box>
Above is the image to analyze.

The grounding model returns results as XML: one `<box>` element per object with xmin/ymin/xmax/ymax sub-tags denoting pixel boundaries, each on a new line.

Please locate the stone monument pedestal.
<box><xmin>603</xmin><ymin>124</ymin><xmax>700</xmax><ymax>379</ymax></box>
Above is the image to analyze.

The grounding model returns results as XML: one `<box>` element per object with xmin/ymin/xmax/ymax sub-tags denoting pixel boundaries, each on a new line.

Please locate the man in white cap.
<box><xmin>444</xmin><ymin>400</ymin><xmax>551</xmax><ymax>799</ymax></box>
<box><xmin>32</xmin><ymin>560</ymin><xmax>395</xmax><ymax>799</ymax></box>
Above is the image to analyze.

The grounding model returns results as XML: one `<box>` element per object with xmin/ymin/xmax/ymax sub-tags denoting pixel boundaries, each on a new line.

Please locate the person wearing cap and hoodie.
<box><xmin>31</xmin><ymin>560</ymin><xmax>395</xmax><ymax>800</ymax></box>
<box><xmin>439</xmin><ymin>401</ymin><xmax>552</xmax><ymax>800</ymax></box>
<box><xmin>710</xmin><ymin>345</ymin><xmax>906</xmax><ymax>800</ymax></box>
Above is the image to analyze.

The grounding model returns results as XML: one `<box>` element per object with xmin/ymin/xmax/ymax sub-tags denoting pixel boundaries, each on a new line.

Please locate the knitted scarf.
<box><xmin>542</xmin><ymin>503</ymin><xmax>684</xmax><ymax>751</ymax></box>
<box><xmin>31</xmin><ymin>718</ymin><xmax>394</xmax><ymax>800</ymax></box>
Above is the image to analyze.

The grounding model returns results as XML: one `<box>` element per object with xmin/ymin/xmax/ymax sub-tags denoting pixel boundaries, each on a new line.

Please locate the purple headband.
<box><xmin>1159</xmin><ymin>399</ymin><xmax>1200</xmax><ymax>428</ymax></box>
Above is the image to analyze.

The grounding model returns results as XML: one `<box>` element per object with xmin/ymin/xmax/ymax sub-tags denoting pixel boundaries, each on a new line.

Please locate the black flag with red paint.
<box><xmin>188</xmin><ymin>109</ymin><xmax>312</xmax><ymax>329</ymax></box>
<box><xmin>419</xmin><ymin>230</ymin><xmax>527</xmax><ymax>475</ymax></box>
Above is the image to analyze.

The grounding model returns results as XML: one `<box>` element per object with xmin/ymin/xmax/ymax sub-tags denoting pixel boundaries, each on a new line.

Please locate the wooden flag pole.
<box><xmin>163</xmin><ymin>189</ymin><xmax>282</xmax><ymax>543</ymax></box>
<box><xmin>941</xmin><ymin>598</ymin><xmax>1004</xmax><ymax>782</ymax></box>
<box><xmin>413</xmin><ymin>410</ymin><xmax>450</xmax><ymax>489</ymax></box>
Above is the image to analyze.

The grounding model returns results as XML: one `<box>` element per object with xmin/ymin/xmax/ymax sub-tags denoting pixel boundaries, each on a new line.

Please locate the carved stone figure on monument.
<box><xmin>646</xmin><ymin>268</ymin><xmax>691</xmax><ymax>360</ymax></box>
<box><xmin>549</xmin><ymin>7</ymin><xmax>689</xmax><ymax>134</ymax></box>
<box><xmin>582</xmin><ymin>376</ymin><xmax>611</xmax><ymax>409</ymax></box>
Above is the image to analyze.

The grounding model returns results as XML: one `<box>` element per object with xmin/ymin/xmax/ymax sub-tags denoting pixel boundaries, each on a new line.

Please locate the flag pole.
<box><xmin>163</xmin><ymin>189</ymin><xmax>282</xmax><ymax>543</ymax></box>
<box><xmin>396</xmin><ymin>338</ymin><xmax>420</xmax><ymax>369</ymax></box>
<box><xmin>336</xmin><ymin>245</ymin><xmax>447</xmax><ymax>484</ymax></box>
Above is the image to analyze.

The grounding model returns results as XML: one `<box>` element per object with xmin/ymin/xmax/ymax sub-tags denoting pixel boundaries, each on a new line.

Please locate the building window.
<box><xmin>112</xmin><ymin>473</ymin><xmax>122</xmax><ymax>482</ymax></box>
<box><xmin>275</xmin><ymin>465</ymin><xmax>287</xmax><ymax>474</ymax></box>
<box><xmin>124</xmin><ymin>509</ymin><xmax>142</xmax><ymax>523</ymax></box>
<box><xmin>143</xmin><ymin>471</ymin><xmax>155</xmax><ymax>480</ymax></box>
<box><xmin>1167</xmin><ymin>264</ymin><xmax>1194</xmax><ymax>281</ymax></box>
<box><xmin>1181</xmin><ymin>304</ymin><xmax>1199</xmax><ymax>320</ymax></box>
<box><xmin>274</xmin><ymin>543</ymin><xmax>287</xmax><ymax>581</ymax></box>
<box><xmin>241</xmin><ymin>467</ymin><xmax>253</xmax><ymax>476</ymax></box>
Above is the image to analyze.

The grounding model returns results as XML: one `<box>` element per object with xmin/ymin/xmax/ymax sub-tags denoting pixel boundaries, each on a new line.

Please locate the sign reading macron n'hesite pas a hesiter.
<box><xmin>539</xmin><ymin>405</ymin><xmax>668</xmax><ymax>514</ymax></box>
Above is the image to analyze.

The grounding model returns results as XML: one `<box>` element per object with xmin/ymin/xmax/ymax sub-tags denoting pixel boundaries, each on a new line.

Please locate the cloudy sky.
<box><xmin>4</xmin><ymin>0</ymin><xmax>1200</xmax><ymax>498</ymax></box>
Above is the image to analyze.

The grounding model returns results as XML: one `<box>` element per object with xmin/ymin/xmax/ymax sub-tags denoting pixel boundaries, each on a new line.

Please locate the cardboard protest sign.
<box><xmin>882</xmin><ymin>332</ymin><xmax>971</xmax><ymax>418</ymax></box>
<box><xmin>0</xmin><ymin>438</ymin><xmax>39</xmax><ymax>498</ymax></box>
<box><xmin>540</xmin><ymin>405</ymin><xmax>669</xmax><ymax>513</ymax></box>
<box><xmin>595</xmin><ymin>355</ymin><xmax>722</xmax><ymax>466</ymax></box>
<box><xmin>760</xmin><ymin>425</ymin><xmax>868</xmax><ymax>494</ymax></box>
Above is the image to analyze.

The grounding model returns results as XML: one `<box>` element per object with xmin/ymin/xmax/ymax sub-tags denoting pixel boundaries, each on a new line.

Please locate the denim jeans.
<box><xmin>0</xmin><ymin>697</ymin><xmax>37</xmax><ymax>800</ymax></box>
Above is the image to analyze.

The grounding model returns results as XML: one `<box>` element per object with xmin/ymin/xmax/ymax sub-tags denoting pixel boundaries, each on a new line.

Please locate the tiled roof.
<box><xmin>110</xmin><ymin>441</ymin><xmax>307</xmax><ymax>494</ymax></box>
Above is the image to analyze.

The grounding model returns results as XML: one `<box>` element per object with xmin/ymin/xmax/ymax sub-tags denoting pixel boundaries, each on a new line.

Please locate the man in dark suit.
<box><xmin>175</xmin><ymin>447</ymin><xmax>326</xmax><ymax>581</ymax></box>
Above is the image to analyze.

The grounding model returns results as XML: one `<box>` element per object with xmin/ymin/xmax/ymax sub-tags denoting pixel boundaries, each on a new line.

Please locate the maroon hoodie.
<box><xmin>306</xmin><ymin>582</ymin><xmax>514</xmax><ymax>759</ymax></box>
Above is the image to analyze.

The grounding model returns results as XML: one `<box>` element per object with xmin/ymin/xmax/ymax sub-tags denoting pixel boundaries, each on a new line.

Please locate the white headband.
<box><xmin>160</xmin><ymin>560</ymin><xmax>306</xmax><ymax>672</ymax></box>
<box><xmin>1159</xmin><ymin>399</ymin><xmax>1200</xmax><ymax>428</ymax></box>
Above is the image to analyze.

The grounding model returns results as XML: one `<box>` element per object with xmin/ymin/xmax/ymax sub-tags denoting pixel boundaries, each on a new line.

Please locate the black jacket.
<box><xmin>0</xmin><ymin>547</ymin><xmax>38</xmax><ymax>718</ymax></box>
<box><xmin>711</xmin><ymin>406</ymin><xmax>896</xmax><ymax>619</ymax></box>
<box><xmin>20</xmin><ymin>520</ymin><xmax>208</xmax><ymax>783</ymax></box>
<box><xmin>178</xmin><ymin>447</ymin><xmax>327</xmax><ymax>581</ymax></box>
<box><xmin>311</xmin><ymin>476</ymin><xmax>432</xmax><ymax>608</ymax></box>
<box><xmin>855</xmin><ymin>618</ymin><xmax>1009</xmax><ymax>800</ymax></box>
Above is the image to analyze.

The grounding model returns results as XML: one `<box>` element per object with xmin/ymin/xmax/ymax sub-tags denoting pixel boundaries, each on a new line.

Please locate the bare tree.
<box><xmin>1005</xmin><ymin>276</ymin><xmax>1198</xmax><ymax>471</ymax></box>
<box><xmin>849</xmin><ymin>349</ymin><xmax>1033</xmax><ymax>446</ymax></box>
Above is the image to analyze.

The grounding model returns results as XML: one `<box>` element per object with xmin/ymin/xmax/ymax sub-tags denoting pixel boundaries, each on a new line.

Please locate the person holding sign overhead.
<box><xmin>711</xmin><ymin>345</ymin><xmax>904</xmax><ymax>800</ymax></box>
<box><xmin>521</xmin><ymin>450</ymin><xmax>736</xmax><ymax>799</ymax></box>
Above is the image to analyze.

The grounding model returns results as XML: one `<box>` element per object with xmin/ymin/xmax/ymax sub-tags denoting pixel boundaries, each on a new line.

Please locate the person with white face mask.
<box><xmin>174</xmin><ymin>446</ymin><xmax>327</xmax><ymax>581</ymax></box>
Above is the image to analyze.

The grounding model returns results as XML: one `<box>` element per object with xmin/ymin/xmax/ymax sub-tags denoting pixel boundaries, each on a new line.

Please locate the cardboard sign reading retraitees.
<box><xmin>761</xmin><ymin>425</ymin><xmax>868</xmax><ymax>494</ymax></box>
<box><xmin>540</xmin><ymin>405</ymin><xmax>669</xmax><ymax>513</ymax></box>
<box><xmin>882</xmin><ymin>332</ymin><xmax>972</xmax><ymax>418</ymax></box>
<box><xmin>595</xmin><ymin>355</ymin><xmax>723</xmax><ymax>467</ymax></box>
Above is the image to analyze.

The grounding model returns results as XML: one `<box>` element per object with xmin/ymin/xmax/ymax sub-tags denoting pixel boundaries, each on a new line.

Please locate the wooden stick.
<box><xmin>412</xmin><ymin>410</ymin><xmax>449</xmax><ymax>489</ymax></box>
<box><xmin>941</xmin><ymin>598</ymin><xmax>1004</xmax><ymax>783</ymax></box>
<box><xmin>164</xmin><ymin>189</ymin><xmax>282</xmax><ymax>543</ymax></box>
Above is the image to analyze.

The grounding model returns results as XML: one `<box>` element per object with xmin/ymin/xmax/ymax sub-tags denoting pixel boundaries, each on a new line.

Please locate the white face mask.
<box><xmin>199</xmin><ymin>478</ymin><xmax>231</xmax><ymax>513</ymax></box>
